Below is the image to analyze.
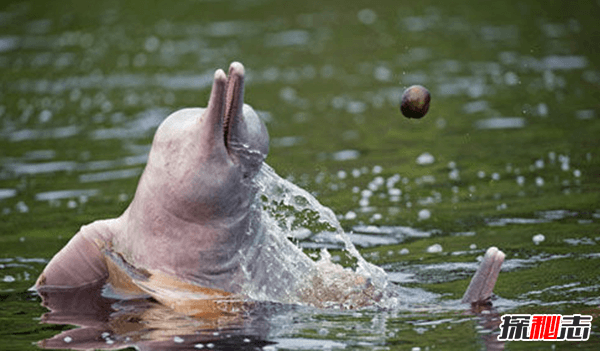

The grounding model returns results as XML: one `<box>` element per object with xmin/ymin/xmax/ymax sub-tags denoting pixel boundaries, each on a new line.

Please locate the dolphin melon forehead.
<box><xmin>152</xmin><ymin>62</ymin><xmax>269</xmax><ymax>159</ymax></box>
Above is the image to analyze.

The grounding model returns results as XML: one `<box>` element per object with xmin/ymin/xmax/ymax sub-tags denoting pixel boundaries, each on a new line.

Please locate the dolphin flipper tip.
<box><xmin>35</xmin><ymin>222</ymin><xmax>111</xmax><ymax>290</ymax></box>
<box><xmin>461</xmin><ymin>247</ymin><xmax>504</xmax><ymax>305</ymax></box>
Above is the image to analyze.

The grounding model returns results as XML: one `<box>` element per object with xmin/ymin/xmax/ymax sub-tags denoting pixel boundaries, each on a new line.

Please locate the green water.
<box><xmin>0</xmin><ymin>0</ymin><xmax>599</xmax><ymax>350</ymax></box>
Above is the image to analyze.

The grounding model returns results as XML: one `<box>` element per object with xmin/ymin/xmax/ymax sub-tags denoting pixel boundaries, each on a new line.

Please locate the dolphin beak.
<box><xmin>223</xmin><ymin>62</ymin><xmax>245</xmax><ymax>150</ymax></box>
<box><xmin>203</xmin><ymin>62</ymin><xmax>245</xmax><ymax>155</ymax></box>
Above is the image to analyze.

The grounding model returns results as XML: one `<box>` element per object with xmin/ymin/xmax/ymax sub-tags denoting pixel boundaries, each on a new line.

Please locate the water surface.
<box><xmin>1</xmin><ymin>0</ymin><xmax>599</xmax><ymax>350</ymax></box>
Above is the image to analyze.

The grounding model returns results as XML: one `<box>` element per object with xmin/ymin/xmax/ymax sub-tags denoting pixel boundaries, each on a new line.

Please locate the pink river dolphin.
<box><xmin>35</xmin><ymin>62</ymin><xmax>503</xmax><ymax>315</ymax></box>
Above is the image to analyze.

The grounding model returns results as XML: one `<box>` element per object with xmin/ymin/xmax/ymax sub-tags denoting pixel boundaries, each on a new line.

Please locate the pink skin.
<box><xmin>462</xmin><ymin>247</ymin><xmax>505</xmax><ymax>305</ymax></box>
<box><xmin>35</xmin><ymin>61</ymin><xmax>502</xmax><ymax>307</ymax></box>
<box><xmin>35</xmin><ymin>62</ymin><xmax>269</xmax><ymax>294</ymax></box>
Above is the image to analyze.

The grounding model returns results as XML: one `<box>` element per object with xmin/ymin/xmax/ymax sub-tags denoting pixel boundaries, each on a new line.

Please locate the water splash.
<box><xmin>251</xmin><ymin>163</ymin><xmax>389</xmax><ymax>308</ymax></box>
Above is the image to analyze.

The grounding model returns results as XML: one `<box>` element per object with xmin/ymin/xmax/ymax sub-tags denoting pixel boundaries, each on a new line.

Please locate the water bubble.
<box><xmin>516</xmin><ymin>176</ymin><xmax>525</xmax><ymax>186</ymax></box>
<box><xmin>346</xmin><ymin>100</ymin><xmax>366</xmax><ymax>114</ymax></box>
<box><xmin>39</xmin><ymin>110</ymin><xmax>52</xmax><ymax>123</ymax></box>
<box><xmin>426</xmin><ymin>244</ymin><xmax>443</xmax><ymax>253</ymax></box>
<box><xmin>206</xmin><ymin>344</ymin><xmax>214</xmax><ymax>349</ymax></box>
<box><xmin>573</xmin><ymin>169</ymin><xmax>581</xmax><ymax>177</ymax></box>
<box><xmin>416</xmin><ymin>152</ymin><xmax>435</xmax><ymax>165</ymax></box>
<box><xmin>469</xmin><ymin>244</ymin><xmax>477</xmax><ymax>249</ymax></box>
<box><xmin>399</xmin><ymin>248</ymin><xmax>409</xmax><ymax>255</ymax></box>
<box><xmin>537</xmin><ymin>103</ymin><xmax>548</xmax><ymax>117</ymax></box>
<box><xmin>145</xmin><ymin>36</ymin><xmax>160</xmax><ymax>52</ymax></box>
<box><xmin>63</xmin><ymin>336</ymin><xmax>72</xmax><ymax>343</ymax></box>
<box><xmin>101</xmin><ymin>101</ymin><xmax>113</xmax><ymax>113</ymax></box>
<box><xmin>388</xmin><ymin>188</ymin><xmax>401</xmax><ymax>196</ymax></box>
<box><xmin>318</xmin><ymin>328</ymin><xmax>329</xmax><ymax>335</ymax></box>
<box><xmin>533</xmin><ymin>233</ymin><xmax>545</xmax><ymax>245</ymax></box>
<box><xmin>372</xmin><ymin>176</ymin><xmax>384</xmax><ymax>186</ymax></box>
<box><xmin>504</xmin><ymin>71</ymin><xmax>519</xmax><ymax>85</ymax></box>
<box><xmin>357</xmin><ymin>9</ymin><xmax>377</xmax><ymax>25</ymax></box>
<box><xmin>195</xmin><ymin>344</ymin><xmax>204</xmax><ymax>349</ymax></box>
<box><xmin>436</xmin><ymin>117</ymin><xmax>447</xmax><ymax>128</ymax></box>
<box><xmin>491</xmin><ymin>172</ymin><xmax>500</xmax><ymax>181</ymax></box>
<box><xmin>535</xmin><ymin>159</ymin><xmax>545</xmax><ymax>169</ymax></box>
<box><xmin>16</xmin><ymin>201</ymin><xmax>29</xmax><ymax>213</ymax></box>
<box><xmin>173</xmin><ymin>336</ymin><xmax>184</xmax><ymax>343</ymax></box>
<box><xmin>449</xmin><ymin>169</ymin><xmax>460</xmax><ymax>181</ymax></box>
<box><xmin>2</xmin><ymin>275</ymin><xmax>15</xmax><ymax>282</ymax></box>
<box><xmin>372</xmin><ymin>165</ymin><xmax>383</xmax><ymax>174</ymax></box>
<box><xmin>374</xmin><ymin>66</ymin><xmax>391</xmax><ymax>82</ymax></box>
<box><xmin>418</xmin><ymin>209</ymin><xmax>431</xmax><ymax>220</ymax></box>
<box><xmin>337</xmin><ymin>170</ymin><xmax>347</xmax><ymax>179</ymax></box>
<box><xmin>477</xmin><ymin>171</ymin><xmax>486</xmax><ymax>179</ymax></box>
<box><xmin>535</xmin><ymin>177</ymin><xmax>545</xmax><ymax>187</ymax></box>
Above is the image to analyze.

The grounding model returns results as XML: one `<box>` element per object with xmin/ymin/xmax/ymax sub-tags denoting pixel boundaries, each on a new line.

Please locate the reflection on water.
<box><xmin>37</xmin><ymin>283</ymin><xmax>276</xmax><ymax>350</ymax></box>
<box><xmin>36</xmin><ymin>282</ymin><xmax>509</xmax><ymax>351</ymax></box>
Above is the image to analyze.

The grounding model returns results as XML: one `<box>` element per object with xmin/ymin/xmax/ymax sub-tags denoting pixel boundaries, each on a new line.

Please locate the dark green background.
<box><xmin>0</xmin><ymin>0</ymin><xmax>598</xmax><ymax>349</ymax></box>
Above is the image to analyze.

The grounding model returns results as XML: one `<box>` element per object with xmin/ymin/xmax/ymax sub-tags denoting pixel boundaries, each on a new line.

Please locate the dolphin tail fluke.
<box><xmin>462</xmin><ymin>247</ymin><xmax>504</xmax><ymax>305</ymax></box>
<box><xmin>35</xmin><ymin>220</ymin><xmax>116</xmax><ymax>290</ymax></box>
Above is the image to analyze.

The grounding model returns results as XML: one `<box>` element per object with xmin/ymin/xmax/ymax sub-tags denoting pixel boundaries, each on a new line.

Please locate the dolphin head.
<box><xmin>139</xmin><ymin>62</ymin><xmax>269</xmax><ymax>224</ymax></box>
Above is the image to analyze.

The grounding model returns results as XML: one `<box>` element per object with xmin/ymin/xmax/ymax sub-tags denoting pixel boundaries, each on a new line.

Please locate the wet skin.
<box><xmin>35</xmin><ymin>62</ymin><xmax>502</xmax><ymax>315</ymax></box>
<box><xmin>35</xmin><ymin>62</ymin><xmax>271</xmax><ymax>311</ymax></box>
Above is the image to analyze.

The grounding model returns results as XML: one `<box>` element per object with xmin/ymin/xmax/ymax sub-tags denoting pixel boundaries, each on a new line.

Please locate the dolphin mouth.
<box><xmin>222</xmin><ymin>62</ymin><xmax>244</xmax><ymax>151</ymax></box>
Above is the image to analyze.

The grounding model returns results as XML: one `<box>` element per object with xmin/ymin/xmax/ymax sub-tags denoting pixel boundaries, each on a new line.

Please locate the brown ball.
<box><xmin>400</xmin><ymin>85</ymin><xmax>430</xmax><ymax>119</ymax></box>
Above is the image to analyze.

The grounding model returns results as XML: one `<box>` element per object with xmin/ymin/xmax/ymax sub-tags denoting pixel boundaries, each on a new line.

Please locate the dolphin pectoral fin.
<box><xmin>102</xmin><ymin>249</ymin><xmax>234</xmax><ymax>317</ymax></box>
<box><xmin>35</xmin><ymin>220</ymin><xmax>115</xmax><ymax>290</ymax></box>
<box><xmin>131</xmin><ymin>270</ymin><xmax>235</xmax><ymax>318</ymax></box>
<box><xmin>102</xmin><ymin>248</ymin><xmax>150</xmax><ymax>299</ymax></box>
<box><xmin>461</xmin><ymin>247</ymin><xmax>505</xmax><ymax>305</ymax></box>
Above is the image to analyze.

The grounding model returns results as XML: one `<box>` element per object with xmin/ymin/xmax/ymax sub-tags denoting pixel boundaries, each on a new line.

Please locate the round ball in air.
<box><xmin>400</xmin><ymin>85</ymin><xmax>431</xmax><ymax>119</ymax></box>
